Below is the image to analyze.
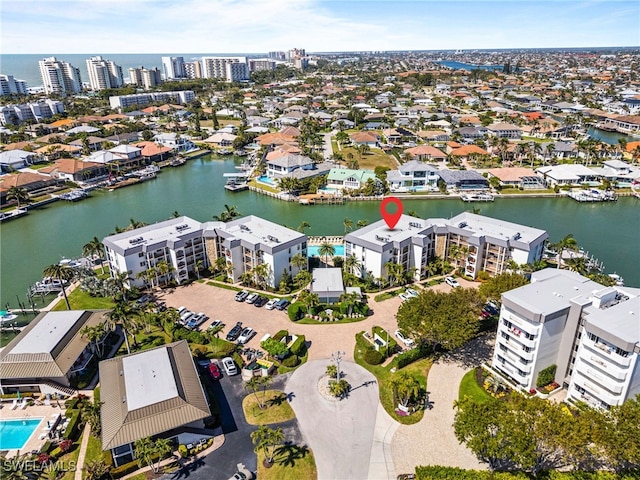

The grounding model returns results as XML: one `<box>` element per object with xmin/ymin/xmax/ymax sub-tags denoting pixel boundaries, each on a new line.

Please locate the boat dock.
<box><xmin>568</xmin><ymin>189</ymin><xmax>617</xmax><ymax>202</ymax></box>
<box><xmin>223</xmin><ymin>172</ymin><xmax>249</xmax><ymax>192</ymax></box>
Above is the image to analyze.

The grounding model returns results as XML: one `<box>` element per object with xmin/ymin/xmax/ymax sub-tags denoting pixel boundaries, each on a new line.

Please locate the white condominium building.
<box><xmin>128</xmin><ymin>67</ymin><xmax>162</xmax><ymax>89</ymax></box>
<box><xmin>184</xmin><ymin>61</ymin><xmax>202</xmax><ymax>79</ymax></box>
<box><xmin>492</xmin><ymin>269</ymin><xmax>640</xmax><ymax>409</ymax></box>
<box><xmin>0</xmin><ymin>75</ymin><xmax>28</xmax><ymax>96</ymax></box>
<box><xmin>39</xmin><ymin>57</ymin><xmax>82</xmax><ymax>94</ymax></box>
<box><xmin>86</xmin><ymin>56</ymin><xmax>124</xmax><ymax>91</ymax></box>
<box><xmin>202</xmin><ymin>57</ymin><xmax>249</xmax><ymax>81</ymax></box>
<box><xmin>161</xmin><ymin>56</ymin><xmax>186</xmax><ymax>80</ymax></box>
<box><xmin>343</xmin><ymin>212</ymin><xmax>547</xmax><ymax>283</ymax></box>
<box><xmin>103</xmin><ymin>215</ymin><xmax>307</xmax><ymax>290</ymax></box>
<box><xmin>0</xmin><ymin>100</ymin><xmax>64</xmax><ymax>125</ymax></box>
<box><xmin>103</xmin><ymin>217</ymin><xmax>206</xmax><ymax>289</ymax></box>
<box><xmin>202</xmin><ymin>216</ymin><xmax>307</xmax><ymax>288</ymax></box>
<box><xmin>109</xmin><ymin>90</ymin><xmax>195</xmax><ymax>110</ymax></box>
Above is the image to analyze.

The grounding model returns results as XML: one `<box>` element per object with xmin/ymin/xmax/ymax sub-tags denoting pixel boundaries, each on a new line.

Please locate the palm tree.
<box><xmin>384</xmin><ymin>261</ymin><xmax>404</xmax><ymax>287</ymax></box>
<box><xmin>252</xmin><ymin>263</ymin><xmax>270</xmax><ymax>289</ymax></box>
<box><xmin>194</xmin><ymin>259</ymin><xmax>204</xmax><ymax>280</ymax></box>
<box><xmin>391</xmin><ymin>371</ymin><xmax>422</xmax><ymax>409</ymax></box>
<box><xmin>80</xmin><ymin>323</ymin><xmax>107</xmax><ymax>358</ymax></box>
<box><xmin>251</xmin><ymin>426</ymin><xmax>285</xmax><ymax>466</ymax></box>
<box><xmin>552</xmin><ymin>234</ymin><xmax>579</xmax><ymax>269</ymax></box>
<box><xmin>291</xmin><ymin>253</ymin><xmax>307</xmax><ymax>272</ymax></box>
<box><xmin>107</xmin><ymin>300</ymin><xmax>138</xmax><ymax>354</ymax></box>
<box><xmin>42</xmin><ymin>264</ymin><xmax>75</xmax><ymax>310</ymax></box>
<box><xmin>6</xmin><ymin>186</ymin><xmax>29</xmax><ymax>208</ymax></box>
<box><xmin>80</xmin><ymin>398</ymin><xmax>103</xmax><ymax>437</ymax></box>
<box><xmin>298</xmin><ymin>289</ymin><xmax>320</xmax><ymax>312</ymax></box>
<box><xmin>83</xmin><ymin>460</ymin><xmax>111</xmax><ymax>480</ymax></box>
<box><xmin>356</xmin><ymin>219</ymin><xmax>369</xmax><ymax>228</ymax></box>
<box><xmin>152</xmin><ymin>438</ymin><xmax>173</xmax><ymax>472</ymax></box>
<box><xmin>343</xmin><ymin>217</ymin><xmax>353</xmax><ymax>234</ymax></box>
<box><xmin>296</xmin><ymin>221</ymin><xmax>311</xmax><ymax>233</ymax></box>
<box><xmin>83</xmin><ymin>236</ymin><xmax>105</xmax><ymax>274</ymax></box>
<box><xmin>155</xmin><ymin>260</ymin><xmax>175</xmax><ymax>286</ymax></box>
<box><xmin>318</xmin><ymin>241</ymin><xmax>335</xmax><ymax>267</ymax></box>
<box><xmin>134</xmin><ymin>437</ymin><xmax>156</xmax><ymax>473</ymax></box>
<box><xmin>244</xmin><ymin>376</ymin><xmax>273</xmax><ymax>409</ymax></box>
<box><xmin>343</xmin><ymin>254</ymin><xmax>361</xmax><ymax>277</ymax></box>
<box><xmin>213</xmin><ymin>204</ymin><xmax>241</xmax><ymax>222</ymax></box>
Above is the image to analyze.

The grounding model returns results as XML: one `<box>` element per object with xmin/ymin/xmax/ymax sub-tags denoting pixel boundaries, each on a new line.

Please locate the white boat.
<box><xmin>461</xmin><ymin>192</ymin><xmax>494</xmax><ymax>202</ymax></box>
<box><xmin>0</xmin><ymin>310</ymin><xmax>18</xmax><ymax>324</ymax></box>
<box><xmin>608</xmin><ymin>273</ymin><xmax>625</xmax><ymax>286</ymax></box>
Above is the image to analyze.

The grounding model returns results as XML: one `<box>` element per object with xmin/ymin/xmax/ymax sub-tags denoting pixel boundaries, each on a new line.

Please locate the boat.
<box><xmin>608</xmin><ymin>273</ymin><xmax>625</xmax><ymax>286</ymax></box>
<box><xmin>461</xmin><ymin>192</ymin><xmax>494</xmax><ymax>202</ymax></box>
<box><xmin>0</xmin><ymin>310</ymin><xmax>18</xmax><ymax>324</ymax></box>
<box><xmin>29</xmin><ymin>277</ymin><xmax>68</xmax><ymax>295</ymax></box>
<box><xmin>59</xmin><ymin>189</ymin><xmax>89</xmax><ymax>202</ymax></box>
<box><xmin>218</xmin><ymin>148</ymin><xmax>232</xmax><ymax>155</ymax></box>
<box><xmin>170</xmin><ymin>156</ymin><xmax>186</xmax><ymax>167</ymax></box>
<box><xmin>568</xmin><ymin>189</ymin><xmax>616</xmax><ymax>203</ymax></box>
<box><xmin>0</xmin><ymin>208</ymin><xmax>28</xmax><ymax>222</ymax></box>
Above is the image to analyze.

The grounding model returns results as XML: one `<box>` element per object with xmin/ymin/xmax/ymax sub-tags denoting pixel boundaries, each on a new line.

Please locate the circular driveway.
<box><xmin>285</xmin><ymin>359</ymin><xmax>395</xmax><ymax>480</ymax></box>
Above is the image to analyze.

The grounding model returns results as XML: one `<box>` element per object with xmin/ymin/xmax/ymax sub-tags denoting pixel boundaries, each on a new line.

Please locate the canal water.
<box><xmin>1</xmin><ymin>155</ymin><xmax>638</xmax><ymax>308</ymax></box>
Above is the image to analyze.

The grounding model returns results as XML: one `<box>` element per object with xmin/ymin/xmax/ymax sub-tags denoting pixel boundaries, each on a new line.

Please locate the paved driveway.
<box><xmin>158</xmin><ymin>282</ymin><xmax>407</xmax><ymax>361</ymax></box>
<box><xmin>285</xmin><ymin>360</ymin><xmax>395</xmax><ymax>480</ymax></box>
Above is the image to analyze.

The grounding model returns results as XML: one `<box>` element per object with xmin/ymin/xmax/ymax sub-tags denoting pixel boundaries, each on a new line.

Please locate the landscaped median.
<box><xmin>354</xmin><ymin>329</ymin><xmax>432</xmax><ymax>425</ymax></box>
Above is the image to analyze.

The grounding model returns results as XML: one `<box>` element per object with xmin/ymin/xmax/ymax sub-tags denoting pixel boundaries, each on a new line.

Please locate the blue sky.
<box><xmin>2</xmin><ymin>0</ymin><xmax>638</xmax><ymax>54</ymax></box>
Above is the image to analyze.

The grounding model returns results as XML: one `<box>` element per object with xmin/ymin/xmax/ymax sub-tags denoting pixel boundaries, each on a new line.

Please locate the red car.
<box><xmin>208</xmin><ymin>363</ymin><xmax>222</xmax><ymax>380</ymax></box>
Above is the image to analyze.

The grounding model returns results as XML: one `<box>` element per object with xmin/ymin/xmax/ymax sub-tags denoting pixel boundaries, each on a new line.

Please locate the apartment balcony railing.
<box><xmin>583</xmin><ymin>355</ymin><xmax>628</xmax><ymax>381</ymax></box>
<box><xmin>501</xmin><ymin>338</ymin><xmax>535</xmax><ymax>360</ymax></box>
<box><xmin>582</xmin><ymin>337</ymin><xmax>633</xmax><ymax>367</ymax></box>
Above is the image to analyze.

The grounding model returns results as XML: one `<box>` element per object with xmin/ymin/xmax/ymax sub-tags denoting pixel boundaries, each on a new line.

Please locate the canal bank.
<box><xmin>1</xmin><ymin>154</ymin><xmax>638</xmax><ymax>308</ymax></box>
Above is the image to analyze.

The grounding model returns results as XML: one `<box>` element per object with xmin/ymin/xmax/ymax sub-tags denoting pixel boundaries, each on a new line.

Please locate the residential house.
<box><xmin>0</xmin><ymin>171</ymin><xmax>62</xmax><ymax>205</ymax></box>
<box><xmin>536</xmin><ymin>164</ymin><xmax>599</xmax><ymax>186</ymax></box>
<box><xmin>325</xmin><ymin>168</ymin><xmax>379</xmax><ymax>191</ymax></box>
<box><xmin>0</xmin><ymin>310</ymin><xmax>109</xmax><ymax>397</ymax></box>
<box><xmin>403</xmin><ymin>145</ymin><xmax>446</xmax><ymax>162</ymax></box>
<box><xmin>349</xmin><ymin>132</ymin><xmax>380</xmax><ymax>148</ymax></box>
<box><xmin>203</xmin><ymin>132</ymin><xmax>237</xmax><ymax>148</ymax></box>
<box><xmin>266</xmin><ymin>153</ymin><xmax>316</xmax><ymax>178</ymax></box>
<box><xmin>387</xmin><ymin>161</ymin><xmax>439</xmax><ymax>192</ymax></box>
<box><xmin>39</xmin><ymin>158</ymin><xmax>107</xmax><ymax>182</ymax></box>
<box><xmin>154</xmin><ymin>133</ymin><xmax>196</xmax><ymax>152</ymax></box>
<box><xmin>0</xmin><ymin>149</ymin><xmax>38</xmax><ymax>172</ymax></box>
<box><xmin>487</xmin><ymin>122</ymin><xmax>522</xmax><ymax>139</ymax></box>
<box><xmin>133</xmin><ymin>142</ymin><xmax>174</xmax><ymax>162</ymax></box>
<box><xmin>487</xmin><ymin>167</ymin><xmax>545</xmax><ymax>189</ymax></box>
<box><xmin>437</xmin><ymin>169</ymin><xmax>490</xmax><ymax>190</ymax></box>
<box><xmin>100</xmin><ymin>341</ymin><xmax>212</xmax><ymax>466</ymax></box>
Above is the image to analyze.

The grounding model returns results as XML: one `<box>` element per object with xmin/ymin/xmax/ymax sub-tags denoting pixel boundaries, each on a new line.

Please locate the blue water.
<box><xmin>257</xmin><ymin>175</ymin><xmax>277</xmax><ymax>186</ymax></box>
<box><xmin>436</xmin><ymin>60</ymin><xmax>504</xmax><ymax>71</ymax></box>
<box><xmin>308</xmin><ymin>245</ymin><xmax>345</xmax><ymax>257</ymax></box>
<box><xmin>0</xmin><ymin>418</ymin><xmax>42</xmax><ymax>450</ymax></box>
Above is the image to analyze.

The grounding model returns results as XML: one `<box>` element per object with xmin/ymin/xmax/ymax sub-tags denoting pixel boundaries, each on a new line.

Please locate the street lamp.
<box><xmin>332</xmin><ymin>350</ymin><xmax>345</xmax><ymax>380</ymax></box>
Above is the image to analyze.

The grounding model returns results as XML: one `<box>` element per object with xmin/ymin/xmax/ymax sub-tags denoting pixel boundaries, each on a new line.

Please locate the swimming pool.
<box><xmin>257</xmin><ymin>175</ymin><xmax>277</xmax><ymax>186</ymax></box>
<box><xmin>0</xmin><ymin>418</ymin><xmax>43</xmax><ymax>450</ymax></box>
<box><xmin>307</xmin><ymin>245</ymin><xmax>345</xmax><ymax>257</ymax></box>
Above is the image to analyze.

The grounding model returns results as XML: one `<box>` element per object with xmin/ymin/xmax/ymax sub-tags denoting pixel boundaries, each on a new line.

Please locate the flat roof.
<box><xmin>585</xmin><ymin>298</ymin><xmax>640</xmax><ymax>348</ymax></box>
<box><xmin>448</xmin><ymin>212</ymin><xmax>547</xmax><ymax>245</ymax></box>
<box><xmin>221</xmin><ymin>215</ymin><xmax>305</xmax><ymax>248</ymax></box>
<box><xmin>123</xmin><ymin>347</ymin><xmax>179</xmax><ymax>411</ymax></box>
<box><xmin>103</xmin><ymin>216</ymin><xmax>202</xmax><ymax>252</ymax></box>
<box><xmin>311</xmin><ymin>268</ymin><xmax>345</xmax><ymax>296</ymax></box>
<box><xmin>345</xmin><ymin>214</ymin><xmax>430</xmax><ymax>249</ymax></box>
<box><xmin>11</xmin><ymin>310</ymin><xmax>85</xmax><ymax>355</ymax></box>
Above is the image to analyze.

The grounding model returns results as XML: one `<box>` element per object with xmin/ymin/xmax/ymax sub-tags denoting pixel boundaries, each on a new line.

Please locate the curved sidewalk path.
<box><xmin>285</xmin><ymin>360</ymin><xmax>398</xmax><ymax>480</ymax></box>
<box><xmin>391</xmin><ymin>335</ymin><xmax>494</xmax><ymax>473</ymax></box>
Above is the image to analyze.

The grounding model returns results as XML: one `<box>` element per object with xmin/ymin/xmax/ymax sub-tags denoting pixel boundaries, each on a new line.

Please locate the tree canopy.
<box><xmin>478</xmin><ymin>272</ymin><xmax>529</xmax><ymax>302</ymax></box>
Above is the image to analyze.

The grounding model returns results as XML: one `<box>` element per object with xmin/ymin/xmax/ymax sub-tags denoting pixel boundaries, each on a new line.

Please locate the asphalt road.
<box><xmin>163</xmin><ymin>371</ymin><xmax>301</xmax><ymax>480</ymax></box>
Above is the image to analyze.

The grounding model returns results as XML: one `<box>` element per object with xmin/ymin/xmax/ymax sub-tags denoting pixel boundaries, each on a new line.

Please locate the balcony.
<box><xmin>582</xmin><ymin>337</ymin><xmax>633</xmax><ymax>367</ymax></box>
<box><xmin>501</xmin><ymin>338</ymin><xmax>535</xmax><ymax>360</ymax></box>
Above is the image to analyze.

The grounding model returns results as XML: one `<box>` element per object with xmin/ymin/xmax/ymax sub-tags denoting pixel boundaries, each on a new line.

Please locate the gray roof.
<box><xmin>0</xmin><ymin>310</ymin><xmax>108</xmax><ymax>380</ymax></box>
<box><xmin>100</xmin><ymin>340</ymin><xmax>210</xmax><ymax>450</ymax></box>
<box><xmin>267</xmin><ymin>154</ymin><xmax>313</xmax><ymax>169</ymax></box>
<box><xmin>438</xmin><ymin>169</ymin><xmax>489</xmax><ymax>185</ymax></box>
<box><xmin>584</xmin><ymin>296</ymin><xmax>640</xmax><ymax>352</ymax></box>
<box><xmin>311</xmin><ymin>268</ymin><xmax>345</xmax><ymax>298</ymax></box>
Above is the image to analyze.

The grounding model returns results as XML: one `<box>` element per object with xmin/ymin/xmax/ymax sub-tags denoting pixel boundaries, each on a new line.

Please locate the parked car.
<box><xmin>253</xmin><ymin>296</ymin><xmax>268</xmax><ymax>307</ymax></box>
<box><xmin>177</xmin><ymin>306</ymin><xmax>188</xmax><ymax>316</ymax></box>
<box><xmin>484</xmin><ymin>303</ymin><xmax>499</xmax><ymax>315</ymax></box>
<box><xmin>136</xmin><ymin>294</ymin><xmax>152</xmax><ymax>305</ymax></box>
<box><xmin>182</xmin><ymin>312</ymin><xmax>196</xmax><ymax>326</ymax></box>
<box><xmin>238</xmin><ymin>327</ymin><xmax>255</xmax><ymax>344</ymax></box>
<box><xmin>226</xmin><ymin>322</ymin><xmax>243</xmax><ymax>341</ymax></box>
<box><xmin>399</xmin><ymin>293</ymin><xmax>412</xmax><ymax>302</ymax></box>
<box><xmin>265</xmin><ymin>298</ymin><xmax>280</xmax><ymax>310</ymax></box>
<box><xmin>245</xmin><ymin>293</ymin><xmax>259</xmax><ymax>304</ymax></box>
<box><xmin>275</xmin><ymin>299</ymin><xmax>290</xmax><ymax>311</ymax></box>
<box><xmin>405</xmin><ymin>288</ymin><xmax>419</xmax><ymax>298</ymax></box>
<box><xmin>235</xmin><ymin>290</ymin><xmax>249</xmax><ymax>302</ymax></box>
<box><xmin>187</xmin><ymin>312</ymin><xmax>207</xmax><ymax>329</ymax></box>
<box><xmin>222</xmin><ymin>357</ymin><xmax>238</xmax><ymax>376</ymax></box>
<box><xmin>207</xmin><ymin>319</ymin><xmax>224</xmax><ymax>330</ymax></box>
<box><xmin>445</xmin><ymin>276</ymin><xmax>460</xmax><ymax>288</ymax></box>
<box><xmin>395</xmin><ymin>329</ymin><xmax>415</xmax><ymax>348</ymax></box>
<box><xmin>208</xmin><ymin>362</ymin><xmax>222</xmax><ymax>380</ymax></box>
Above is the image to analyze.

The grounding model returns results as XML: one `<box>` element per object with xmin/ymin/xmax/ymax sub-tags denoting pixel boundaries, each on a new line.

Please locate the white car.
<box><xmin>405</xmin><ymin>288</ymin><xmax>419</xmax><ymax>298</ymax></box>
<box><xmin>445</xmin><ymin>276</ymin><xmax>460</xmax><ymax>288</ymax></box>
<box><xmin>245</xmin><ymin>293</ymin><xmax>259</xmax><ymax>304</ymax></box>
<box><xmin>399</xmin><ymin>293</ymin><xmax>412</xmax><ymax>302</ymax></box>
<box><xmin>265</xmin><ymin>298</ymin><xmax>280</xmax><ymax>310</ymax></box>
<box><xmin>395</xmin><ymin>329</ymin><xmax>415</xmax><ymax>348</ymax></box>
<box><xmin>237</xmin><ymin>327</ymin><xmax>255</xmax><ymax>344</ymax></box>
<box><xmin>222</xmin><ymin>357</ymin><xmax>238</xmax><ymax>376</ymax></box>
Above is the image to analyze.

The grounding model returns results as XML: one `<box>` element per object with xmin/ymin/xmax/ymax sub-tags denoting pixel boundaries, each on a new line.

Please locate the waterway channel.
<box><xmin>1</xmin><ymin>155</ymin><xmax>638</xmax><ymax>309</ymax></box>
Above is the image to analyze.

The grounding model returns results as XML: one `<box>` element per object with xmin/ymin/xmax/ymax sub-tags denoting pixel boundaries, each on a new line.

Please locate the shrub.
<box><xmin>40</xmin><ymin>440</ymin><xmax>53</xmax><ymax>454</ymax></box>
<box><xmin>178</xmin><ymin>444</ymin><xmax>188</xmax><ymax>458</ymax></box>
<box><xmin>210</xmin><ymin>339</ymin><xmax>237</xmax><ymax>358</ymax></box>
<box><xmin>287</xmin><ymin>302</ymin><xmax>305</xmax><ymax>321</ymax></box>
<box><xmin>63</xmin><ymin>409</ymin><xmax>81</xmax><ymax>440</ymax></box>
<box><xmin>476</xmin><ymin>270</ymin><xmax>490</xmax><ymax>281</ymax></box>
<box><xmin>363</xmin><ymin>349</ymin><xmax>384</xmax><ymax>365</ymax></box>
<box><xmin>58</xmin><ymin>439</ymin><xmax>73</xmax><ymax>453</ymax></box>
<box><xmin>261</xmin><ymin>337</ymin><xmax>290</xmax><ymax>358</ymax></box>
<box><xmin>110</xmin><ymin>460</ymin><xmax>142</xmax><ymax>478</ymax></box>
<box><xmin>289</xmin><ymin>334</ymin><xmax>306</xmax><ymax>356</ymax></box>
<box><xmin>273</xmin><ymin>330</ymin><xmax>288</xmax><ymax>342</ymax></box>
<box><xmin>372</xmin><ymin>326</ymin><xmax>398</xmax><ymax>356</ymax></box>
<box><xmin>64</xmin><ymin>398</ymin><xmax>79</xmax><ymax>410</ymax></box>
<box><xmin>326</xmin><ymin>365</ymin><xmax>337</xmax><ymax>378</ymax></box>
<box><xmin>536</xmin><ymin>364</ymin><xmax>557</xmax><ymax>388</ymax></box>
<box><xmin>395</xmin><ymin>343</ymin><xmax>431</xmax><ymax>369</ymax></box>
<box><xmin>281</xmin><ymin>355</ymin><xmax>300</xmax><ymax>367</ymax></box>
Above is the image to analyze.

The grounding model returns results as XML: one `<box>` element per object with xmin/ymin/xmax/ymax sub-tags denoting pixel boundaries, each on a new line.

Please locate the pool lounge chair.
<box><xmin>10</xmin><ymin>399</ymin><xmax>18</xmax><ymax>410</ymax></box>
<box><xmin>18</xmin><ymin>398</ymin><xmax>28</xmax><ymax>409</ymax></box>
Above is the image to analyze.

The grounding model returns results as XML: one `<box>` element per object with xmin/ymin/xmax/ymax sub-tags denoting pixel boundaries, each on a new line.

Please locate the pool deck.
<box><xmin>0</xmin><ymin>401</ymin><xmax>66</xmax><ymax>457</ymax></box>
<box><xmin>307</xmin><ymin>235</ymin><xmax>344</xmax><ymax>245</ymax></box>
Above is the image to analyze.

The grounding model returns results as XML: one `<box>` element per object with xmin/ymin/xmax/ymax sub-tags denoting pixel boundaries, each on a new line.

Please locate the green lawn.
<box><xmin>257</xmin><ymin>446</ymin><xmax>317</xmax><ymax>480</ymax></box>
<box><xmin>248</xmin><ymin>179</ymin><xmax>280</xmax><ymax>194</ymax></box>
<box><xmin>354</xmin><ymin>334</ymin><xmax>432</xmax><ymax>425</ymax></box>
<box><xmin>498</xmin><ymin>188</ymin><xmax>555</xmax><ymax>195</ymax></box>
<box><xmin>82</xmin><ymin>434</ymin><xmax>104</xmax><ymax>478</ymax></box>
<box><xmin>59</xmin><ymin>440</ymin><xmax>82</xmax><ymax>480</ymax></box>
<box><xmin>459</xmin><ymin>368</ymin><xmax>492</xmax><ymax>403</ymax></box>
<box><xmin>340</xmin><ymin>146</ymin><xmax>397</xmax><ymax>170</ymax></box>
<box><xmin>51</xmin><ymin>289</ymin><xmax>116</xmax><ymax>311</ymax></box>
<box><xmin>243</xmin><ymin>390</ymin><xmax>295</xmax><ymax>425</ymax></box>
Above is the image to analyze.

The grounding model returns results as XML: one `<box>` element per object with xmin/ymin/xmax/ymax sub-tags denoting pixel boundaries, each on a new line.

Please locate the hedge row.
<box><xmin>395</xmin><ymin>343</ymin><xmax>432</xmax><ymax>369</ymax></box>
<box><xmin>110</xmin><ymin>452</ymin><xmax>162</xmax><ymax>478</ymax></box>
<box><xmin>63</xmin><ymin>409</ymin><xmax>81</xmax><ymax>440</ymax></box>
<box><xmin>415</xmin><ymin>466</ymin><xmax>640</xmax><ymax>480</ymax></box>
<box><xmin>372</xmin><ymin>326</ymin><xmax>398</xmax><ymax>357</ymax></box>
<box><xmin>288</xmin><ymin>302</ymin><xmax>305</xmax><ymax>321</ymax></box>
<box><xmin>273</xmin><ymin>330</ymin><xmax>288</xmax><ymax>342</ymax></box>
<box><xmin>537</xmin><ymin>364</ymin><xmax>557</xmax><ymax>388</ymax></box>
<box><xmin>290</xmin><ymin>334</ymin><xmax>306</xmax><ymax>356</ymax></box>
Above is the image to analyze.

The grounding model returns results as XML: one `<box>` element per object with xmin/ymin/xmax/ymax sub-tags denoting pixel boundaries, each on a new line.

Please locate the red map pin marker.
<box><xmin>380</xmin><ymin>197</ymin><xmax>403</xmax><ymax>230</ymax></box>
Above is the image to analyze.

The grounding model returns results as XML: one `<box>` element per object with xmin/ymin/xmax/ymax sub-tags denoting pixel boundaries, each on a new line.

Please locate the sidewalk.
<box><xmin>74</xmin><ymin>424</ymin><xmax>91</xmax><ymax>480</ymax></box>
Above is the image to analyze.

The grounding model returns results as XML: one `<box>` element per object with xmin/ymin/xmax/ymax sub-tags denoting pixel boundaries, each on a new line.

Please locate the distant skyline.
<box><xmin>2</xmin><ymin>1</ymin><xmax>639</xmax><ymax>54</ymax></box>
